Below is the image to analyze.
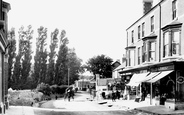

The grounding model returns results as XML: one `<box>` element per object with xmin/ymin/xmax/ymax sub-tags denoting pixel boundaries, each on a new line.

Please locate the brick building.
<box><xmin>120</xmin><ymin>0</ymin><xmax>184</xmax><ymax>110</ymax></box>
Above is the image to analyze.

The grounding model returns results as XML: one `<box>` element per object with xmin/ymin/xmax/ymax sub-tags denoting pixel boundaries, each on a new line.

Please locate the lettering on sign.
<box><xmin>177</xmin><ymin>76</ymin><xmax>184</xmax><ymax>84</ymax></box>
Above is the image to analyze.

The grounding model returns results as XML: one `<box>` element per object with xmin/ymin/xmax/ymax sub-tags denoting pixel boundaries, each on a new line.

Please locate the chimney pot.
<box><xmin>143</xmin><ymin>0</ymin><xmax>153</xmax><ymax>14</ymax></box>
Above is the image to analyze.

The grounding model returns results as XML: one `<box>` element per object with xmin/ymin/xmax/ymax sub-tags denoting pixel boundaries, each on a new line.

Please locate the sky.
<box><xmin>5</xmin><ymin>0</ymin><xmax>146</xmax><ymax>64</ymax></box>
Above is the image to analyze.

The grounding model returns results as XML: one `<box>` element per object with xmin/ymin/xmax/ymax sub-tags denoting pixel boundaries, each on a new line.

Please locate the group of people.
<box><xmin>64</xmin><ymin>87</ymin><xmax>75</xmax><ymax>101</ymax></box>
<box><xmin>112</xmin><ymin>90</ymin><xmax>121</xmax><ymax>102</ymax></box>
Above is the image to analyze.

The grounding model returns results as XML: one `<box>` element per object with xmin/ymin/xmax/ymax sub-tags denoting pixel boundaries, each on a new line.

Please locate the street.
<box><xmin>33</xmin><ymin>91</ymin><xmax>151</xmax><ymax>115</ymax></box>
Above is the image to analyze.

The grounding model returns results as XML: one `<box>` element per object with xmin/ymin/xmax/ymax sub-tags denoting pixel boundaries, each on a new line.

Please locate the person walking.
<box><xmin>112</xmin><ymin>90</ymin><xmax>116</xmax><ymax>102</ymax></box>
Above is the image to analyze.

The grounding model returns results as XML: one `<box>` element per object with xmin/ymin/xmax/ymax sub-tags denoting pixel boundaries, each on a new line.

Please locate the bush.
<box><xmin>50</xmin><ymin>84</ymin><xmax>68</xmax><ymax>94</ymax></box>
<box><xmin>36</xmin><ymin>83</ymin><xmax>51</xmax><ymax>96</ymax></box>
<box><xmin>8</xmin><ymin>90</ymin><xmax>43</xmax><ymax>106</ymax></box>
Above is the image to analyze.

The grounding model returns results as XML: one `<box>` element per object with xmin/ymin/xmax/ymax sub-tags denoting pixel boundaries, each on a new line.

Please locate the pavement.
<box><xmin>6</xmin><ymin>91</ymin><xmax>184</xmax><ymax>115</ymax></box>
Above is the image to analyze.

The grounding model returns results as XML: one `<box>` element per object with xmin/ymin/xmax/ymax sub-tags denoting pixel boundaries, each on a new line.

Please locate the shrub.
<box><xmin>8</xmin><ymin>90</ymin><xmax>43</xmax><ymax>106</ymax></box>
<box><xmin>36</xmin><ymin>83</ymin><xmax>51</xmax><ymax>96</ymax></box>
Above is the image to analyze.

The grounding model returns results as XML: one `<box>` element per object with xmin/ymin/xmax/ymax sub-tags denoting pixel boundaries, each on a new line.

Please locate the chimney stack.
<box><xmin>143</xmin><ymin>0</ymin><xmax>153</xmax><ymax>14</ymax></box>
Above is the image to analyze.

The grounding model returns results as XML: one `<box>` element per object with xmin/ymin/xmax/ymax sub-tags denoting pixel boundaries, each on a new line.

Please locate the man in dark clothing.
<box><xmin>112</xmin><ymin>90</ymin><xmax>116</xmax><ymax>102</ymax></box>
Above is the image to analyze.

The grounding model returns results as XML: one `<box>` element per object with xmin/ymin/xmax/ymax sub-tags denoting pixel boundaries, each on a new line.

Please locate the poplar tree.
<box><xmin>33</xmin><ymin>26</ymin><xmax>48</xmax><ymax>86</ymax></box>
<box><xmin>46</xmin><ymin>29</ymin><xmax>58</xmax><ymax>84</ymax></box>
<box><xmin>7</xmin><ymin>28</ymin><xmax>16</xmax><ymax>88</ymax></box>
<box><xmin>55</xmin><ymin>30</ymin><xmax>69</xmax><ymax>85</ymax></box>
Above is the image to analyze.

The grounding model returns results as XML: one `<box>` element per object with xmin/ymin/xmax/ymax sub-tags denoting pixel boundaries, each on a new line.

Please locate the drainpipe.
<box><xmin>159</xmin><ymin>3</ymin><xmax>162</xmax><ymax>62</ymax></box>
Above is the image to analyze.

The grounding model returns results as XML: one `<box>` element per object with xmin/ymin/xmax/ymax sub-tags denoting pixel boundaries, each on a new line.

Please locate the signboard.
<box><xmin>151</xmin><ymin>65</ymin><xmax>174</xmax><ymax>72</ymax></box>
<box><xmin>177</xmin><ymin>76</ymin><xmax>184</xmax><ymax>84</ymax></box>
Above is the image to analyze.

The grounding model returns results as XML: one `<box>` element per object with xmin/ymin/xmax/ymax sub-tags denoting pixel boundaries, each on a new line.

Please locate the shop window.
<box><xmin>176</xmin><ymin>70</ymin><xmax>184</xmax><ymax>102</ymax></box>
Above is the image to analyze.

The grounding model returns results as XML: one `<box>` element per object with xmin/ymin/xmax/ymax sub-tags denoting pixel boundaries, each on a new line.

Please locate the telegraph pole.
<box><xmin>68</xmin><ymin>67</ymin><xmax>70</xmax><ymax>86</ymax></box>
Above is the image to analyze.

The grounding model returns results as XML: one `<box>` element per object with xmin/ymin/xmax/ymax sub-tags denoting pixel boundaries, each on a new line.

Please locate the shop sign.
<box><xmin>158</xmin><ymin>65</ymin><xmax>174</xmax><ymax>71</ymax></box>
<box><xmin>177</xmin><ymin>76</ymin><xmax>184</xmax><ymax>84</ymax></box>
<box><xmin>151</xmin><ymin>65</ymin><xmax>174</xmax><ymax>72</ymax></box>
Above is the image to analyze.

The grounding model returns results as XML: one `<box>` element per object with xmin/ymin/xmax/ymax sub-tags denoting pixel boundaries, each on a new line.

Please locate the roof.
<box><xmin>162</xmin><ymin>20</ymin><xmax>182</xmax><ymax>31</ymax></box>
<box><xmin>113</xmin><ymin>62</ymin><xmax>126</xmax><ymax>71</ymax></box>
<box><xmin>126</xmin><ymin>0</ymin><xmax>165</xmax><ymax>31</ymax></box>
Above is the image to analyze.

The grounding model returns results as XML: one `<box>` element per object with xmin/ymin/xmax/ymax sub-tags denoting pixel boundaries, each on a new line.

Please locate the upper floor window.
<box><xmin>151</xmin><ymin>16</ymin><xmax>154</xmax><ymax>32</ymax></box>
<box><xmin>163</xmin><ymin>30</ymin><xmax>180</xmax><ymax>58</ymax></box>
<box><xmin>163</xmin><ymin>32</ymin><xmax>169</xmax><ymax>57</ymax></box>
<box><xmin>131</xmin><ymin>30</ymin><xmax>134</xmax><ymax>43</ymax></box>
<box><xmin>162</xmin><ymin>21</ymin><xmax>182</xmax><ymax>58</ymax></box>
<box><xmin>172</xmin><ymin>31</ymin><xmax>180</xmax><ymax>55</ymax></box>
<box><xmin>138</xmin><ymin>26</ymin><xmax>141</xmax><ymax>39</ymax></box>
<box><xmin>127</xmin><ymin>49</ymin><xmax>135</xmax><ymax>67</ymax></box>
<box><xmin>142</xmin><ymin>34</ymin><xmax>157</xmax><ymax>62</ymax></box>
<box><xmin>148</xmin><ymin>41</ymin><xmax>156</xmax><ymax>61</ymax></box>
<box><xmin>138</xmin><ymin>47</ymin><xmax>141</xmax><ymax>65</ymax></box>
<box><xmin>172</xmin><ymin>0</ymin><xmax>177</xmax><ymax>20</ymax></box>
<box><xmin>142</xmin><ymin>42</ymin><xmax>147</xmax><ymax>63</ymax></box>
<box><xmin>142</xmin><ymin>23</ymin><xmax>145</xmax><ymax>37</ymax></box>
<box><xmin>129</xmin><ymin>50</ymin><xmax>135</xmax><ymax>66</ymax></box>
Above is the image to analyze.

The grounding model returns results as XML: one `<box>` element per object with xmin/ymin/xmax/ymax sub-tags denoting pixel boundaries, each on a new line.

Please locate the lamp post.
<box><xmin>68</xmin><ymin>67</ymin><xmax>70</xmax><ymax>87</ymax></box>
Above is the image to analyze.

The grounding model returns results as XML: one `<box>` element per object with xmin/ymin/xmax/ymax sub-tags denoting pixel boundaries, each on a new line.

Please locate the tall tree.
<box><xmin>33</xmin><ymin>26</ymin><xmax>48</xmax><ymax>86</ymax></box>
<box><xmin>7</xmin><ymin>28</ymin><xmax>16</xmax><ymax>88</ymax></box>
<box><xmin>46</xmin><ymin>28</ymin><xmax>59</xmax><ymax>84</ymax></box>
<box><xmin>86</xmin><ymin>54</ymin><xmax>113</xmax><ymax>78</ymax></box>
<box><xmin>55</xmin><ymin>30</ymin><xmax>69</xmax><ymax>85</ymax></box>
<box><xmin>12</xmin><ymin>25</ymin><xmax>33</xmax><ymax>89</ymax></box>
<box><xmin>68</xmin><ymin>48</ymin><xmax>83</xmax><ymax>84</ymax></box>
<box><xmin>19</xmin><ymin>25</ymin><xmax>33</xmax><ymax>89</ymax></box>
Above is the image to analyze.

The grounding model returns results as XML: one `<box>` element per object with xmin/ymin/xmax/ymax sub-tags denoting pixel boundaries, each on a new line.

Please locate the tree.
<box><xmin>19</xmin><ymin>25</ymin><xmax>33</xmax><ymax>89</ymax></box>
<box><xmin>68</xmin><ymin>48</ymin><xmax>83</xmax><ymax>84</ymax></box>
<box><xmin>33</xmin><ymin>26</ymin><xmax>48</xmax><ymax>86</ymax></box>
<box><xmin>46</xmin><ymin>29</ymin><xmax>59</xmax><ymax>84</ymax></box>
<box><xmin>12</xmin><ymin>25</ymin><xmax>33</xmax><ymax>89</ymax></box>
<box><xmin>86</xmin><ymin>54</ymin><xmax>113</xmax><ymax>78</ymax></box>
<box><xmin>8</xmin><ymin>28</ymin><xmax>17</xmax><ymax>88</ymax></box>
<box><xmin>55</xmin><ymin>30</ymin><xmax>69</xmax><ymax>85</ymax></box>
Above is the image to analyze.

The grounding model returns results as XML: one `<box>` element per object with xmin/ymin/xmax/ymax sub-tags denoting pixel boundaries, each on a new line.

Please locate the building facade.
<box><xmin>120</xmin><ymin>0</ymin><xmax>184</xmax><ymax>110</ymax></box>
<box><xmin>0</xmin><ymin>0</ymin><xmax>10</xmax><ymax>114</ymax></box>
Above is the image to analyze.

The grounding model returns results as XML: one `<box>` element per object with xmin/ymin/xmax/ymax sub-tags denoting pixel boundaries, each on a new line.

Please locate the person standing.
<box><xmin>112</xmin><ymin>90</ymin><xmax>116</xmax><ymax>102</ymax></box>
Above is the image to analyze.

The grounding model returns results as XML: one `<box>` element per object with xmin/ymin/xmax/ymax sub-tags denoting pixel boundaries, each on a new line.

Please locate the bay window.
<box><xmin>149</xmin><ymin>41</ymin><xmax>156</xmax><ymax>61</ymax></box>
<box><xmin>172</xmin><ymin>31</ymin><xmax>180</xmax><ymax>55</ymax></box>
<box><xmin>142</xmin><ymin>35</ymin><xmax>156</xmax><ymax>62</ymax></box>
<box><xmin>130</xmin><ymin>50</ymin><xmax>135</xmax><ymax>66</ymax></box>
<box><xmin>163</xmin><ymin>30</ymin><xmax>181</xmax><ymax>58</ymax></box>
<box><xmin>163</xmin><ymin>32</ymin><xmax>169</xmax><ymax>57</ymax></box>
<box><xmin>138</xmin><ymin>47</ymin><xmax>141</xmax><ymax>64</ymax></box>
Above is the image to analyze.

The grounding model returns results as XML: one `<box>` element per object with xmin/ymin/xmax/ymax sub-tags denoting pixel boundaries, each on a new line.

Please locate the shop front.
<box><xmin>120</xmin><ymin>61</ymin><xmax>184</xmax><ymax>110</ymax></box>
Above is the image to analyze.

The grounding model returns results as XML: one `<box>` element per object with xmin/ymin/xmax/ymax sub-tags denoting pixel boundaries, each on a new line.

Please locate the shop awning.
<box><xmin>140</xmin><ymin>72</ymin><xmax>161</xmax><ymax>82</ymax></box>
<box><xmin>146</xmin><ymin>70</ymin><xmax>173</xmax><ymax>83</ymax></box>
<box><xmin>126</xmin><ymin>73</ymin><xmax>149</xmax><ymax>86</ymax></box>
